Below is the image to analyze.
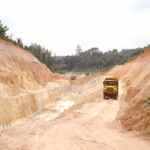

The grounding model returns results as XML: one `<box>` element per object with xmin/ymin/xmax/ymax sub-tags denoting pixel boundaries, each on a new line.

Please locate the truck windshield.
<box><xmin>106</xmin><ymin>81</ymin><xmax>116</xmax><ymax>86</ymax></box>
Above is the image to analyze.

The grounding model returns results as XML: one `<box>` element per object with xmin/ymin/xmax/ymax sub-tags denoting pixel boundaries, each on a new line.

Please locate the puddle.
<box><xmin>0</xmin><ymin>93</ymin><xmax>79</xmax><ymax>131</ymax></box>
<box><xmin>28</xmin><ymin>100</ymin><xmax>75</xmax><ymax>121</ymax></box>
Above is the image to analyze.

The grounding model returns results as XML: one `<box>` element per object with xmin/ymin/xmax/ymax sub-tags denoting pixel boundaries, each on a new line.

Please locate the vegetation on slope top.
<box><xmin>53</xmin><ymin>45</ymin><xmax>150</xmax><ymax>74</ymax></box>
<box><xmin>0</xmin><ymin>20</ymin><xmax>56</xmax><ymax>71</ymax></box>
<box><xmin>1</xmin><ymin>20</ymin><xmax>150</xmax><ymax>73</ymax></box>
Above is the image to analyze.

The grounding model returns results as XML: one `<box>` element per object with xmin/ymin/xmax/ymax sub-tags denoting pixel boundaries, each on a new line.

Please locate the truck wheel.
<box><xmin>114</xmin><ymin>95</ymin><xmax>117</xmax><ymax>100</ymax></box>
<box><xmin>103</xmin><ymin>94</ymin><xmax>106</xmax><ymax>99</ymax></box>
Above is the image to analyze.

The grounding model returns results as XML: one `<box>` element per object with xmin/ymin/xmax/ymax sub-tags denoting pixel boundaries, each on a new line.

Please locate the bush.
<box><xmin>138</xmin><ymin>96</ymin><xmax>150</xmax><ymax>110</ymax></box>
<box><xmin>127</xmin><ymin>125</ymin><xmax>132</xmax><ymax>131</ymax></box>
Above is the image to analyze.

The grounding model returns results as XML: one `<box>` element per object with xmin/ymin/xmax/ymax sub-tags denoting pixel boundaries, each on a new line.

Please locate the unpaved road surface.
<box><xmin>0</xmin><ymin>80</ymin><xmax>150</xmax><ymax>150</ymax></box>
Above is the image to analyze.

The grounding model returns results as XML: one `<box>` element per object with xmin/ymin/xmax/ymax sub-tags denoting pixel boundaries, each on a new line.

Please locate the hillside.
<box><xmin>0</xmin><ymin>37</ymin><xmax>54</xmax><ymax>85</ymax></box>
<box><xmin>101</xmin><ymin>48</ymin><xmax>150</xmax><ymax>133</ymax></box>
<box><xmin>0</xmin><ymin>37</ymin><xmax>67</xmax><ymax>127</ymax></box>
<box><xmin>0</xmin><ymin>37</ymin><xmax>150</xmax><ymax>149</ymax></box>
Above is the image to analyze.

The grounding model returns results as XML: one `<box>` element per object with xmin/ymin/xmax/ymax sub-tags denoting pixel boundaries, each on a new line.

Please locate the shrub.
<box><xmin>127</xmin><ymin>125</ymin><xmax>132</xmax><ymax>131</ymax></box>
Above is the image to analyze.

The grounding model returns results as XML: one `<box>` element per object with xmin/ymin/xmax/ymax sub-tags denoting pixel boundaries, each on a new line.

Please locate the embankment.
<box><xmin>0</xmin><ymin>38</ymin><xmax>68</xmax><ymax>128</ymax></box>
<box><xmin>101</xmin><ymin>48</ymin><xmax>150</xmax><ymax>134</ymax></box>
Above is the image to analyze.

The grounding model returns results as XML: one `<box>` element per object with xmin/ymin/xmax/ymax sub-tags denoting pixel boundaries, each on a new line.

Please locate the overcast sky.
<box><xmin>0</xmin><ymin>0</ymin><xmax>150</xmax><ymax>56</ymax></box>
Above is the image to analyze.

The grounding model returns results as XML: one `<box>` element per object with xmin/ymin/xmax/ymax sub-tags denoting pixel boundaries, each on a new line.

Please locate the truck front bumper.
<box><xmin>103</xmin><ymin>92</ymin><xmax>118</xmax><ymax>96</ymax></box>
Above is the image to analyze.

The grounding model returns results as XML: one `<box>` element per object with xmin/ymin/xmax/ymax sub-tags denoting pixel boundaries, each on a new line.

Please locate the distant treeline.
<box><xmin>54</xmin><ymin>45</ymin><xmax>150</xmax><ymax>74</ymax></box>
<box><xmin>1</xmin><ymin>20</ymin><xmax>150</xmax><ymax>73</ymax></box>
<box><xmin>0</xmin><ymin>20</ymin><xmax>56</xmax><ymax>70</ymax></box>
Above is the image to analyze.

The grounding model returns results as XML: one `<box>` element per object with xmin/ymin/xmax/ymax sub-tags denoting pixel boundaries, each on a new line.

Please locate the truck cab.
<box><xmin>103</xmin><ymin>77</ymin><xmax>119</xmax><ymax>99</ymax></box>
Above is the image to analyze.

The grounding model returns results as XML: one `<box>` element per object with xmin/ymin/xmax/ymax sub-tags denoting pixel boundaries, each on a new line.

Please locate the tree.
<box><xmin>88</xmin><ymin>47</ymin><xmax>99</xmax><ymax>55</ymax></box>
<box><xmin>112</xmin><ymin>49</ymin><xmax>118</xmax><ymax>53</ymax></box>
<box><xmin>16</xmin><ymin>38</ymin><xmax>22</xmax><ymax>44</ymax></box>
<box><xmin>24</xmin><ymin>43</ymin><xmax>56</xmax><ymax>71</ymax></box>
<box><xmin>76</xmin><ymin>45</ymin><xmax>82</xmax><ymax>56</ymax></box>
<box><xmin>16</xmin><ymin>37</ymin><xmax>23</xmax><ymax>48</ymax></box>
<box><xmin>54</xmin><ymin>46</ymin><xmax>145</xmax><ymax>73</ymax></box>
<box><xmin>0</xmin><ymin>20</ymin><xmax>9</xmax><ymax>37</ymax></box>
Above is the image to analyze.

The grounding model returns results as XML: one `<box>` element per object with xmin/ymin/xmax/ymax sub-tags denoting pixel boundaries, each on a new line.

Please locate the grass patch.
<box><xmin>126</xmin><ymin>44</ymin><xmax>150</xmax><ymax>62</ymax></box>
<box><xmin>138</xmin><ymin>96</ymin><xmax>150</xmax><ymax>110</ymax></box>
<box><xmin>127</xmin><ymin>125</ymin><xmax>132</xmax><ymax>131</ymax></box>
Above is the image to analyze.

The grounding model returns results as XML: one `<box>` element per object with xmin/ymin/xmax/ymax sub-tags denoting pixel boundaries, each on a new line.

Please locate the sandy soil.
<box><xmin>0</xmin><ymin>78</ymin><xmax>150</xmax><ymax>150</ymax></box>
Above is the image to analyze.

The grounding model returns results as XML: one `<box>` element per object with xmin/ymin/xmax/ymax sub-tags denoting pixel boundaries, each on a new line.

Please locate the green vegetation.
<box><xmin>0</xmin><ymin>20</ymin><xmax>56</xmax><ymax>70</ymax></box>
<box><xmin>1</xmin><ymin>20</ymin><xmax>150</xmax><ymax>73</ymax></box>
<box><xmin>54</xmin><ymin>46</ymin><xmax>150</xmax><ymax>74</ymax></box>
<box><xmin>24</xmin><ymin>44</ymin><xmax>56</xmax><ymax>71</ymax></box>
<box><xmin>127</xmin><ymin>124</ymin><xmax>132</xmax><ymax>131</ymax></box>
<box><xmin>138</xmin><ymin>96</ymin><xmax>150</xmax><ymax>110</ymax></box>
<box><xmin>0</xmin><ymin>20</ymin><xmax>9</xmax><ymax>39</ymax></box>
<box><xmin>0</xmin><ymin>20</ymin><xmax>24</xmax><ymax>48</ymax></box>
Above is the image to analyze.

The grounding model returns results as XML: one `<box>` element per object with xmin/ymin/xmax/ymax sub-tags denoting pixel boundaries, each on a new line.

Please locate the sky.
<box><xmin>0</xmin><ymin>0</ymin><xmax>150</xmax><ymax>56</ymax></box>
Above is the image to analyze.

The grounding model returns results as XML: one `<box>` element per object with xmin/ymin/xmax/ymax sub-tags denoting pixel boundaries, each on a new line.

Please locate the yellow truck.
<box><xmin>103</xmin><ymin>77</ymin><xmax>119</xmax><ymax>99</ymax></box>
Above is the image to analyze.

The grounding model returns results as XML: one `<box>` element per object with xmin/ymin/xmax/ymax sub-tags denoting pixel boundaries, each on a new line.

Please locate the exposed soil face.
<box><xmin>0</xmin><ymin>38</ymin><xmax>70</xmax><ymax>127</ymax></box>
<box><xmin>101</xmin><ymin>48</ymin><xmax>150</xmax><ymax>134</ymax></box>
<box><xmin>1</xmin><ymin>38</ymin><xmax>150</xmax><ymax>149</ymax></box>
<box><xmin>0</xmin><ymin>77</ymin><xmax>150</xmax><ymax>150</ymax></box>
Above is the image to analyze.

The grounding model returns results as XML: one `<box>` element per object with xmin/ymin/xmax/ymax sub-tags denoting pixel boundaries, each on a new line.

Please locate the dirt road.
<box><xmin>0</xmin><ymin>80</ymin><xmax>150</xmax><ymax>150</ymax></box>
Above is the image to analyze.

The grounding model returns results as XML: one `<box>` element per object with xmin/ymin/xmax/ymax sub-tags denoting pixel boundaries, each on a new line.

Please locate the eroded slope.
<box><xmin>101</xmin><ymin>48</ymin><xmax>150</xmax><ymax>134</ymax></box>
<box><xmin>0</xmin><ymin>76</ymin><xmax>150</xmax><ymax>150</ymax></box>
<box><xmin>0</xmin><ymin>38</ymin><xmax>68</xmax><ymax>128</ymax></box>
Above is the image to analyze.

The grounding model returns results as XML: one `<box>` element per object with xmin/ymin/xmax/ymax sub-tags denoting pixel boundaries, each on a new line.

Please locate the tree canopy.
<box><xmin>53</xmin><ymin>45</ymin><xmax>150</xmax><ymax>74</ymax></box>
<box><xmin>0</xmin><ymin>20</ymin><xmax>9</xmax><ymax>39</ymax></box>
<box><xmin>1</xmin><ymin>20</ymin><xmax>150</xmax><ymax>74</ymax></box>
<box><xmin>24</xmin><ymin>43</ymin><xmax>56</xmax><ymax>71</ymax></box>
